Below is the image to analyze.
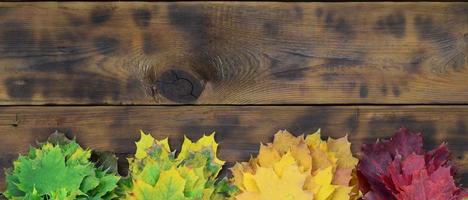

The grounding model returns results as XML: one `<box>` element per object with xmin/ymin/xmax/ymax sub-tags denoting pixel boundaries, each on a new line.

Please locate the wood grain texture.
<box><xmin>0</xmin><ymin>106</ymin><xmax>466</xmax><ymax>189</ymax></box>
<box><xmin>0</xmin><ymin>2</ymin><xmax>466</xmax><ymax>104</ymax></box>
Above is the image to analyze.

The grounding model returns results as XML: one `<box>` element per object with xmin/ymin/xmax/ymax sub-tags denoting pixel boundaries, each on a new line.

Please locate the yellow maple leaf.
<box><xmin>232</xmin><ymin>129</ymin><xmax>361</xmax><ymax>200</ymax></box>
<box><xmin>273</xmin><ymin>151</ymin><xmax>296</xmax><ymax>177</ymax></box>
<box><xmin>304</xmin><ymin>129</ymin><xmax>325</xmax><ymax>151</ymax></box>
<box><xmin>305</xmin><ymin>131</ymin><xmax>337</xmax><ymax>171</ymax></box>
<box><xmin>236</xmin><ymin>165</ymin><xmax>312</xmax><ymax>200</ymax></box>
<box><xmin>290</xmin><ymin>140</ymin><xmax>312</xmax><ymax>172</ymax></box>
<box><xmin>272</xmin><ymin>130</ymin><xmax>302</xmax><ymax>154</ymax></box>
<box><xmin>231</xmin><ymin>162</ymin><xmax>254</xmax><ymax>188</ymax></box>
<box><xmin>257</xmin><ymin>144</ymin><xmax>281</xmax><ymax>168</ymax></box>
<box><xmin>327</xmin><ymin>135</ymin><xmax>358</xmax><ymax>169</ymax></box>
<box><xmin>304</xmin><ymin>166</ymin><xmax>337</xmax><ymax>200</ymax></box>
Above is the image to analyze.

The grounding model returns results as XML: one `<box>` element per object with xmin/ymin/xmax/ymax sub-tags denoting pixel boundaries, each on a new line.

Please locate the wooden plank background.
<box><xmin>0</xmin><ymin>1</ymin><xmax>467</xmax><ymax>192</ymax></box>
<box><xmin>0</xmin><ymin>2</ymin><xmax>466</xmax><ymax>104</ymax></box>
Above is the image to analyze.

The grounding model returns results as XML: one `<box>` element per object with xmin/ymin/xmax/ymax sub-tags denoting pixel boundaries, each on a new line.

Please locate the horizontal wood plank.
<box><xmin>0</xmin><ymin>2</ymin><xmax>466</xmax><ymax>104</ymax></box>
<box><xmin>0</xmin><ymin>105</ymin><xmax>466</xmax><ymax>189</ymax></box>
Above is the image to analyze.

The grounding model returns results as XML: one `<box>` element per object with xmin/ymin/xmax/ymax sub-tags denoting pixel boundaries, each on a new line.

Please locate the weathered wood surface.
<box><xmin>0</xmin><ymin>106</ymin><xmax>466</xmax><ymax>189</ymax></box>
<box><xmin>0</xmin><ymin>2</ymin><xmax>466</xmax><ymax>104</ymax></box>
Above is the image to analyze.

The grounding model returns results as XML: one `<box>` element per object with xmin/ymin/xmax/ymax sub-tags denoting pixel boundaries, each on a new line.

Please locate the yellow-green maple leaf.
<box><xmin>177</xmin><ymin>133</ymin><xmax>224</xmax><ymax>166</ymax></box>
<box><xmin>154</xmin><ymin>167</ymin><xmax>187</xmax><ymax>200</ymax></box>
<box><xmin>124</xmin><ymin>131</ymin><xmax>237</xmax><ymax>200</ymax></box>
<box><xmin>135</xmin><ymin>131</ymin><xmax>155</xmax><ymax>160</ymax></box>
<box><xmin>135</xmin><ymin>130</ymin><xmax>171</xmax><ymax>160</ymax></box>
<box><xmin>129</xmin><ymin>167</ymin><xmax>187</xmax><ymax>200</ymax></box>
<box><xmin>178</xmin><ymin>166</ymin><xmax>206</xmax><ymax>198</ymax></box>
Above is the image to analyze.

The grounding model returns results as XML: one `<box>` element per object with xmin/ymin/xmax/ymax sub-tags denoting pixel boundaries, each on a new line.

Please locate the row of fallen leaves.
<box><xmin>2</xmin><ymin>128</ymin><xmax>467</xmax><ymax>200</ymax></box>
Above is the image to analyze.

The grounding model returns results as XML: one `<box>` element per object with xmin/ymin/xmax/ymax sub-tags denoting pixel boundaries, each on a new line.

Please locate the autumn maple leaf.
<box><xmin>121</xmin><ymin>131</ymin><xmax>237</xmax><ymax>200</ymax></box>
<box><xmin>357</xmin><ymin>127</ymin><xmax>466</xmax><ymax>200</ymax></box>
<box><xmin>231</xmin><ymin>129</ymin><xmax>361</xmax><ymax>200</ymax></box>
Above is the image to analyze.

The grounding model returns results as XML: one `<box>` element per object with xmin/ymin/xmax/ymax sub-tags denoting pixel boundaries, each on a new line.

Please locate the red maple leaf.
<box><xmin>357</xmin><ymin>127</ymin><xmax>466</xmax><ymax>200</ymax></box>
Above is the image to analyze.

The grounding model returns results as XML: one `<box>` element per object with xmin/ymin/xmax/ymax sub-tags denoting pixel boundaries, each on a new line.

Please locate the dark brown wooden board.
<box><xmin>0</xmin><ymin>2</ymin><xmax>466</xmax><ymax>104</ymax></box>
<box><xmin>0</xmin><ymin>106</ymin><xmax>466</xmax><ymax>189</ymax></box>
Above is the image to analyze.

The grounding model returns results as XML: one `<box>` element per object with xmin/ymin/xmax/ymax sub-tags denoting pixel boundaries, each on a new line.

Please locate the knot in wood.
<box><xmin>155</xmin><ymin>69</ymin><xmax>204</xmax><ymax>103</ymax></box>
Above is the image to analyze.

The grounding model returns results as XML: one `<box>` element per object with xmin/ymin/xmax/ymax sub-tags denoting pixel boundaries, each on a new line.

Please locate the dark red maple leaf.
<box><xmin>357</xmin><ymin>127</ymin><xmax>466</xmax><ymax>200</ymax></box>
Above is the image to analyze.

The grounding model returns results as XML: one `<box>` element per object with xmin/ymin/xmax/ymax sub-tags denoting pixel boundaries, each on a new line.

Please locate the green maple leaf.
<box><xmin>15</xmin><ymin>144</ymin><xmax>91</xmax><ymax>196</ymax></box>
<box><xmin>3</xmin><ymin>131</ymin><xmax>120</xmax><ymax>200</ymax></box>
<box><xmin>88</xmin><ymin>171</ymin><xmax>120</xmax><ymax>199</ymax></box>
<box><xmin>81</xmin><ymin>175</ymin><xmax>100</xmax><ymax>193</ymax></box>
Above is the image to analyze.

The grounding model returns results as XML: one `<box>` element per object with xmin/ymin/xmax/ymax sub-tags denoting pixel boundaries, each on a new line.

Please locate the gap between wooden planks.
<box><xmin>0</xmin><ymin>2</ymin><xmax>466</xmax><ymax>104</ymax></box>
<box><xmin>0</xmin><ymin>105</ymin><xmax>466</xmax><ymax>189</ymax></box>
